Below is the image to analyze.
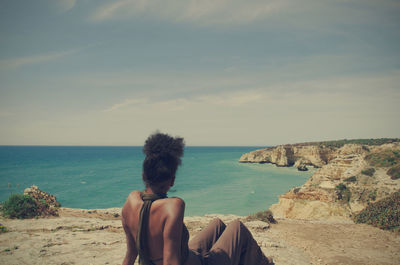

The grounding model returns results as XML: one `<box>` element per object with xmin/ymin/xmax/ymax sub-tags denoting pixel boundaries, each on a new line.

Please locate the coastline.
<box><xmin>2</xmin><ymin>140</ymin><xmax>400</xmax><ymax>264</ymax></box>
<box><xmin>1</xmin><ymin>207</ymin><xmax>399</xmax><ymax>265</ymax></box>
<box><xmin>240</xmin><ymin>141</ymin><xmax>400</xmax><ymax>221</ymax></box>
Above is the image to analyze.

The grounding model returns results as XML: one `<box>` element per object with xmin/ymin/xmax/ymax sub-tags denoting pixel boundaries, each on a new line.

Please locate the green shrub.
<box><xmin>353</xmin><ymin>191</ymin><xmax>400</xmax><ymax>231</ymax></box>
<box><xmin>362</xmin><ymin>168</ymin><xmax>375</xmax><ymax>176</ymax></box>
<box><xmin>344</xmin><ymin>176</ymin><xmax>357</xmax><ymax>183</ymax></box>
<box><xmin>317</xmin><ymin>138</ymin><xmax>400</xmax><ymax>148</ymax></box>
<box><xmin>387</xmin><ymin>165</ymin><xmax>400</xmax><ymax>180</ymax></box>
<box><xmin>336</xmin><ymin>183</ymin><xmax>347</xmax><ymax>191</ymax></box>
<box><xmin>336</xmin><ymin>183</ymin><xmax>351</xmax><ymax>202</ymax></box>
<box><xmin>1</xmin><ymin>194</ymin><xmax>39</xmax><ymax>219</ymax></box>
<box><xmin>247</xmin><ymin>210</ymin><xmax>277</xmax><ymax>224</ymax></box>
<box><xmin>368</xmin><ymin>190</ymin><xmax>377</xmax><ymax>201</ymax></box>
<box><xmin>366</xmin><ymin>150</ymin><xmax>400</xmax><ymax>167</ymax></box>
<box><xmin>0</xmin><ymin>224</ymin><xmax>7</xmax><ymax>233</ymax></box>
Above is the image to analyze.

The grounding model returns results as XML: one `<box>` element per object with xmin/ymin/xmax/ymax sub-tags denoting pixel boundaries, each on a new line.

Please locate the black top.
<box><xmin>136</xmin><ymin>191</ymin><xmax>189</xmax><ymax>265</ymax></box>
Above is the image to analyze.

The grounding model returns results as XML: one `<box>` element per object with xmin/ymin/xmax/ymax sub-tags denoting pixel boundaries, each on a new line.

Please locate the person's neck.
<box><xmin>145</xmin><ymin>186</ymin><xmax>168</xmax><ymax>195</ymax></box>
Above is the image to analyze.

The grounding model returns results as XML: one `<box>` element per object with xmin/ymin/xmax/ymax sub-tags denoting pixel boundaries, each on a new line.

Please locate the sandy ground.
<box><xmin>1</xmin><ymin>208</ymin><xmax>399</xmax><ymax>265</ymax></box>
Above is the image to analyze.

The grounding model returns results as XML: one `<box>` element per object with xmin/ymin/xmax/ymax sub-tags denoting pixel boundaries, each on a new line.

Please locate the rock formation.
<box><xmin>240</xmin><ymin>141</ymin><xmax>400</xmax><ymax>220</ymax></box>
<box><xmin>239</xmin><ymin>144</ymin><xmax>335</xmax><ymax>169</ymax></box>
<box><xmin>24</xmin><ymin>185</ymin><xmax>61</xmax><ymax>216</ymax></box>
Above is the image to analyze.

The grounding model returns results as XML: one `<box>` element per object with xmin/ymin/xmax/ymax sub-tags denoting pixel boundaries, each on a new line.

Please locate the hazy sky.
<box><xmin>0</xmin><ymin>0</ymin><xmax>399</xmax><ymax>146</ymax></box>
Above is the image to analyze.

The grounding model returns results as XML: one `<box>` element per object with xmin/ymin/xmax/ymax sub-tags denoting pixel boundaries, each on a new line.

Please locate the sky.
<box><xmin>0</xmin><ymin>0</ymin><xmax>399</xmax><ymax>146</ymax></box>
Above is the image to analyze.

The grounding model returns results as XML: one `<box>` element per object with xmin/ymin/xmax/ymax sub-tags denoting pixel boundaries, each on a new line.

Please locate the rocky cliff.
<box><xmin>240</xmin><ymin>141</ymin><xmax>400</xmax><ymax>220</ymax></box>
<box><xmin>239</xmin><ymin>144</ymin><xmax>337</xmax><ymax>169</ymax></box>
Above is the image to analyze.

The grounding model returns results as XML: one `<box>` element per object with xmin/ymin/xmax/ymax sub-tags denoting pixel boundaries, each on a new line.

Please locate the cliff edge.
<box><xmin>239</xmin><ymin>140</ymin><xmax>400</xmax><ymax>221</ymax></box>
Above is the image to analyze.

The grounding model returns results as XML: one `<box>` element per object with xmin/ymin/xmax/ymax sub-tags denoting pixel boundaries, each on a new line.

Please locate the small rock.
<box><xmin>297</xmin><ymin>164</ymin><xmax>308</xmax><ymax>171</ymax></box>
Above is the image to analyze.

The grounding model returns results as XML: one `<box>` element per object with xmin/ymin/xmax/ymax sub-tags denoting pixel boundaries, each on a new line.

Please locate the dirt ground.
<box><xmin>0</xmin><ymin>208</ymin><xmax>399</xmax><ymax>265</ymax></box>
<box><xmin>265</xmin><ymin>219</ymin><xmax>400</xmax><ymax>265</ymax></box>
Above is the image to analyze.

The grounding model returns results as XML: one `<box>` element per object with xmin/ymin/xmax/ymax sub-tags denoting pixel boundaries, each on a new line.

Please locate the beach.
<box><xmin>1</xmin><ymin>208</ymin><xmax>399</xmax><ymax>265</ymax></box>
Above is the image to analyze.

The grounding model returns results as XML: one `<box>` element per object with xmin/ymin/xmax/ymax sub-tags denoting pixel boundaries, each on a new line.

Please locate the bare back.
<box><xmin>122</xmin><ymin>190</ymin><xmax>185</xmax><ymax>265</ymax></box>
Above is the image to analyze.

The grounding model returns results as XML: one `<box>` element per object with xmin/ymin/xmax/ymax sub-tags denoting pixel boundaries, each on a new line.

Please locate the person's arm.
<box><xmin>122</xmin><ymin>205</ymin><xmax>138</xmax><ymax>265</ymax></box>
<box><xmin>163</xmin><ymin>198</ymin><xmax>185</xmax><ymax>265</ymax></box>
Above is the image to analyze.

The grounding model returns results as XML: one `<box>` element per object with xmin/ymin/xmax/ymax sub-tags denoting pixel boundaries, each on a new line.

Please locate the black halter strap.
<box><xmin>136</xmin><ymin>191</ymin><xmax>167</xmax><ymax>265</ymax></box>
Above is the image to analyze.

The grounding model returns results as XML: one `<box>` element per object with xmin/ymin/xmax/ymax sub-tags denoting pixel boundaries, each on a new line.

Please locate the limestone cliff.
<box><xmin>239</xmin><ymin>144</ymin><xmax>335</xmax><ymax>169</ymax></box>
<box><xmin>240</xmin><ymin>141</ymin><xmax>400</xmax><ymax>220</ymax></box>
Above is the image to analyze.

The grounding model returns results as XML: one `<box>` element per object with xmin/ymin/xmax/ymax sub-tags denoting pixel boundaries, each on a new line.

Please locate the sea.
<box><xmin>0</xmin><ymin>146</ymin><xmax>314</xmax><ymax>216</ymax></box>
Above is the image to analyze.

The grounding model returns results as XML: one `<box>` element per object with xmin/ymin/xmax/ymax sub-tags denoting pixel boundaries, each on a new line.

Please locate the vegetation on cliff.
<box><xmin>366</xmin><ymin>149</ymin><xmax>400</xmax><ymax>167</ymax></box>
<box><xmin>1</xmin><ymin>194</ymin><xmax>39</xmax><ymax>219</ymax></box>
<box><xmin>315</xmin><ymin>138</ymin><xmax>400</xmax><ymax>148</ymax></box>
<box><xmin>335</xmin><ymin>183</ymin><xmax>351</xmax><ymax>203</ymax></box>
<box><xmin>247</xmin><ymin>210</ymin><xmax>277</xmax><ymax>224</ymax></box>
<box><xmin>1</xmin><ymin>186</ymin><xmax>60</xmax><ymax>219</ymax></box>
<box><xmin>344</xmin><ymin>176</ymin><xmax>357</xmax><ymax>183</ymax></box>
<box><xmin>361</xmin><ymin>168</ymin><xmax>375</xmax><ymax>176</ymax></box>
<box><xmin>288</xmin><ymin>138</ymin><xmax>400</xmax><ymax>148</ymax></box>
<box><xmin>387</xmin><ymin>165</ymin><xmax>400</xmax><ymax>180</ymax></box>
<box><xmin>0</xmin><ymin>224</ymin><xmax>8</xmax><ymax>233</ymax></box>
<box><xmin>353</xmin><ymin>191</ymin><xmax>400</xmax><ymax>232</ymax></box>
<box><xmin>365</xmin><ymin>148</ymin><xmax>400</xmax><ymax>180</ymax></box>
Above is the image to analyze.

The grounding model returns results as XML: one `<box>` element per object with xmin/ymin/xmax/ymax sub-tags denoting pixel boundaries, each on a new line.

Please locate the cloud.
<box><xmin>103</xmin><ymin>90</ymin><xmax>265</xmax><ymax>113</ymax></box>
<box><xmin>55</xmin><ymin>0</ymin><xmax>77</xmax><ymax>12</ymax></box>
<box><xmin>0</xmin><ymin>49</ymin><xmax>79</xmax><ymax>70</ymax></box>
<box><xmin>196</xmin><ymin>92</ymin><xmax>264</xmax><ymax>107</ymax></box>
<box><xmin>102</xmin><ymin>69</ymin><xmax>400</xmax><ymax>116</ymax></box>
<box><xmin>90</xmin><ymin>0</ymin><xmax>285</xmax><ymax>25</ymax></box>
<box><xmin>103</xmin><ymin>98</ymin><xmax>149</xmax><ymax>112</ymax></box>
<box><xmin>3</xmin><ymin>71</ymin><xmax>398</xmax><ymax>146</ymax></box>
<box><xmin>88</xmin><ymin>0</ymin><xmax>400</xmax><ymax>30</ymax></box>
<box><xmin>89</xmin><ymin>71</ymin><xmax>399</xmax><ymax>145</ymax></box>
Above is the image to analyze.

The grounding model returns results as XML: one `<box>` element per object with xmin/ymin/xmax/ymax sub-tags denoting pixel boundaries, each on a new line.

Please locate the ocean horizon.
<box><xmin>0</xmin><ymin>146</ymin><xmax>313</xmax><ymax>216</ymax></box>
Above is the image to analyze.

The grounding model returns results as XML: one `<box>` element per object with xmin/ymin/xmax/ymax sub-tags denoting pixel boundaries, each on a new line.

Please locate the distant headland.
<box><xmin>239</xmin><ymin>138</ymin><xmax>400</xmax><ymax>223</ymax></box>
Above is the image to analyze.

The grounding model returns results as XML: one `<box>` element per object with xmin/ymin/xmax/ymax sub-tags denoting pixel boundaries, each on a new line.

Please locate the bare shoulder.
<box><xmin>167</xmin><ymin>197</ymin><xmax>185</xmax><ymax>207</ymax></box>
<box><xmin>129</xmin><ymin>190</ymin><xmax>141</xmax><ymax>199</ymax></box>
<box><xmin>163</xmin><ymin>197</ymin><xmax>185</xmax><ymax>217</ymax></box>
<box><xmin>124</xmin><ymin>190</ymin><xmax>141</xmax><ymax>204</ymax></box>
<box><xmin>122</xmin><ymin>190</ymin><xmax>141</xmax><ymax>216</ymax></box>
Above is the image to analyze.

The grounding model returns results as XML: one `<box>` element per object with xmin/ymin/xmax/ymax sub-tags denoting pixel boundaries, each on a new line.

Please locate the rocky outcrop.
<box><xmin>296</xmin><ymin>162</ymin><xmax>308</xmax><ymax>171</ymax></box>
<box><xmin>24</xmin><ymin>185</ymin><xmax>61</xmax><ymax>216</ymax></box>
<box><xmin>239</xmin><ymin>144</ymin><xmax>334</xmax><ymax>169</ymax></box>
<box><xmin>269</xmin><ymin>143</ymin><xmax>400</xmax><ymax>220</ymax></box>
<box><xmin>240</xmin><ymin>141</ymin><xmax>400</xmax><ymax>220</ymax></box>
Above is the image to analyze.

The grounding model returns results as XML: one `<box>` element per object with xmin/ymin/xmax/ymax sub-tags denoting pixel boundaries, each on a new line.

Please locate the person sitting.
<box><xmin>122</xmin><ymin>132</ymin><xmax>274</xmax><ymax>265</ymax></box>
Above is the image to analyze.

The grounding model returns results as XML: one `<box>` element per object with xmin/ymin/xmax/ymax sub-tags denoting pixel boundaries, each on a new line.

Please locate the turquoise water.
<box><xmin>0</xmin><ymin>146</ymin><xmax>313</xmax><ymax>216</ymax></box>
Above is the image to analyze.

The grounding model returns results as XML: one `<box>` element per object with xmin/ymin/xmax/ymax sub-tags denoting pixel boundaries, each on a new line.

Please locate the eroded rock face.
<box><xmin>239</xmin><ymin>144</ymin><xmax>334</xmax><ymax>168</ymax></box>
<box><xmin>269</xmin><ymin>143</ymin><xmax>400</xmax><ymax>220</ymax></box>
